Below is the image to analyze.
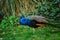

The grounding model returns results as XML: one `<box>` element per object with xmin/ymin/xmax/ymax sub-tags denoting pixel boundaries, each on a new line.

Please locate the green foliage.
<box><xmin>0</xmin><ymin>16</ymin><xmax>19</xmax><ymax>28</ymax></box>
<box><xmin>0</xmin><ymin>0</ymin><xmax>60</xmax><ymax>40</ymax></box>
<box><xmin>0</xmin><ymin>15</ymin><xmax>60</xmax><ymax>40</ymax></box>
<box><xmin>0</xmin><ymin>16</ymin><xmax>19</xmax><ymax>40</ymax></box>
<box><xmin>34</xmin><ymin>0</ymin><xmax>60</xmax><ymax>21</ymax></box>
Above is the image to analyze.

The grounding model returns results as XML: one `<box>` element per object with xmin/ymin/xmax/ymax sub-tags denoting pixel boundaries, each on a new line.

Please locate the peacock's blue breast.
<box><xmin>19</xmin><ymin>18</ymin><xmax>30</xmax><ymax>25</ymax></box>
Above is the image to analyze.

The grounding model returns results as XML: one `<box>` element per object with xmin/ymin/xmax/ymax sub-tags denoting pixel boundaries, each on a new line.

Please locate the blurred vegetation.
<box><xmin>0</xmin><ymin>16</ymin><xmax>60</xmax><ymax>40</ymax></box>
<box><xmin>0</xmin><ymin>0</ymin><xmax>60</xmax><ymax>22</ymax></box>
<box><xmin>0</xmin><ymin>15</ymin><xmax>60</xmax><ymax>40</ymax></box>
<box><xmin>0</xmin><ymin>0</ymin><xmax>60</xmax><ymax>40</ymax></box>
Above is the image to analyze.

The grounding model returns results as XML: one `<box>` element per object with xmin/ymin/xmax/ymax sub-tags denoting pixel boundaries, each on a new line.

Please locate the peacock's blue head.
<box><xmin>20</xmin><ymin>15</ymin><xmax>25</xmax><ymax>19</ymax></box>
<box><xmin>19</xmin><ymin>17</ymin><xmax>31</xmax><ymax>25</ymax></box>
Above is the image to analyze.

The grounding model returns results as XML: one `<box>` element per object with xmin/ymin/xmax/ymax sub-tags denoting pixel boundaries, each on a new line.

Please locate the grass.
<box><xmin>1</xmin><ymin>25</ymin><xmax>60</xmax><ymax>40</ymax></box>
<box><xmin>0</xmin><ymin>16</ymin><xmax>60</xmax><ymax>40</ymax></box>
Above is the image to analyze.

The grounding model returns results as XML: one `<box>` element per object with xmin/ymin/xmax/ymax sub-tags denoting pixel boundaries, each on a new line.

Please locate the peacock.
<box><xmin>19</xmin><ymin>15</ymin><xmax>60</xmax><ymax>28</ymax></box>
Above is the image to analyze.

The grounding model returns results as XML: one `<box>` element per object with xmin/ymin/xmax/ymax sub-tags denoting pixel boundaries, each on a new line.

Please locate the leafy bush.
<box><xmin>0</xmin><ymin>16</ymin><xmax>19</xmax><ymax>39</ymax></box>
<box><xmin>0</xmin><ymin>16</ymin><xmax>19</xmax><ymax>28</ymax></box>
<box><xmin>33</xmin><ymin>0</ymin><xmax>60</xmax><ymax>21</ymax></box>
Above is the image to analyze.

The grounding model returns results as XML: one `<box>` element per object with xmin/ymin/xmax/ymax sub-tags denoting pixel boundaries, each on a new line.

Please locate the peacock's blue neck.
<box><xmin>19</xmin><ymin>16</ymin><xmax>31</xmax><ymax>25</ymax></box>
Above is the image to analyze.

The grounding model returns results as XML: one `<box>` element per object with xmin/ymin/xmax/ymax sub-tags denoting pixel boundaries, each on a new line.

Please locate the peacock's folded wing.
<box><xmin>26</xmin><ymin>15</ymin><xmax>48</xmax><ymax>23</ymax></box>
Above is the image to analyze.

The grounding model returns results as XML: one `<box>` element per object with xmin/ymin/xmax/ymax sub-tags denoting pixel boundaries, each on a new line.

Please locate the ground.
<box><xmin>1</xmin><ymin>25</ymin><xmax>60</xmax><ymax>40</ymax></box>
